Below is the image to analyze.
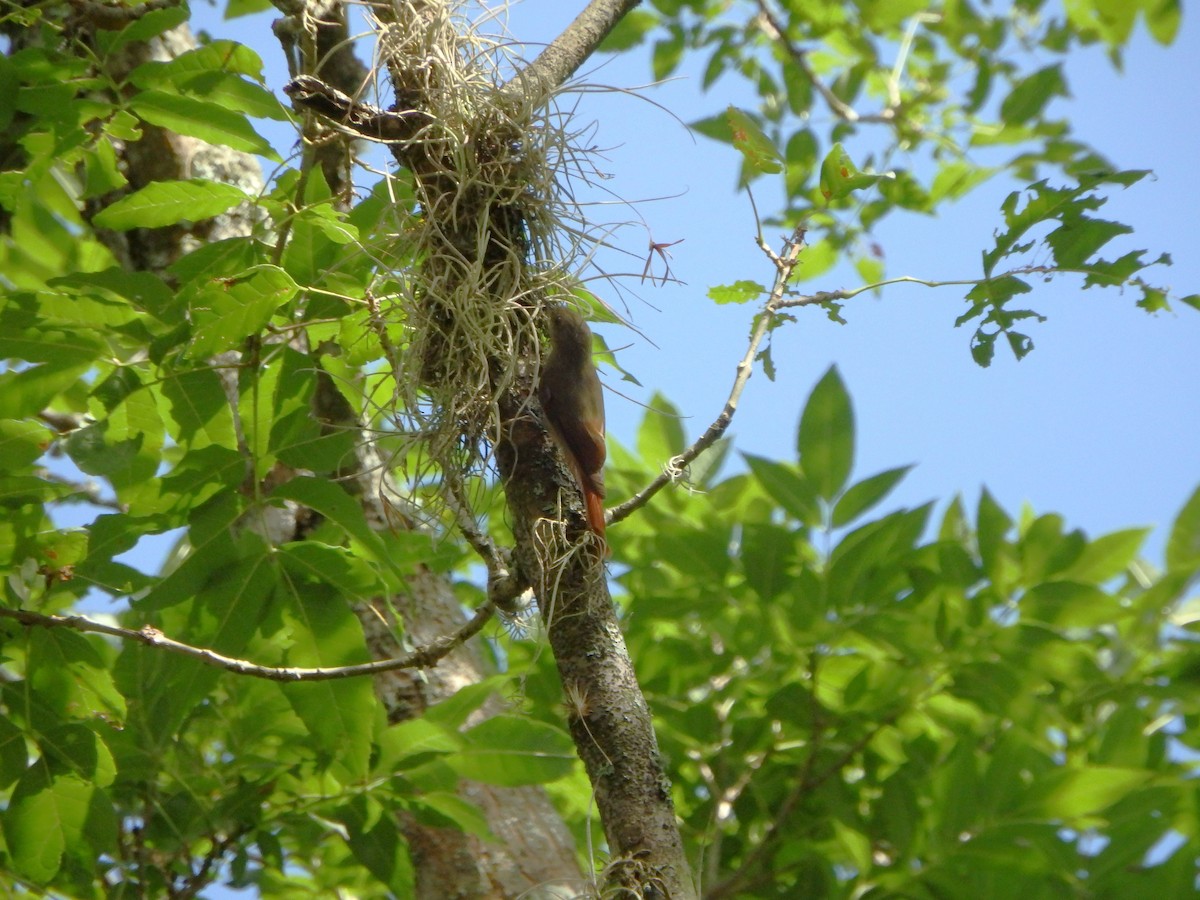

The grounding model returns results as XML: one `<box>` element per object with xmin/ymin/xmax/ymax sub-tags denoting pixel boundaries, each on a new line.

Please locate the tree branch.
<box><xmin>774</xmin><ymin>264</ymin><xmax>1068</xmax><ymax>310</ymax></box>
<box><xmin>284</xmin><ymin>75</ymin><xmax>433</xmax><ymax>142</ymax></box>
<box><xmin>504</xmin><ymin>0</ymin><xmax>643</xmax><ymax>101</ymax></box>
<box><xmin>0</xmin><ymin>604</ymin><xmax>494</xmax><ymax>681</ymax></box>
<box><xmin>609</xmin><ymin>223</ymin><xmax>808</xmax><ymax>526</ymax></box>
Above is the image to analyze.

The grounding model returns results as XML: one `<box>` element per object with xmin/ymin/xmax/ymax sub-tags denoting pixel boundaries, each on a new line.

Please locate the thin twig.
<box><xmin>775</xmin><ymin>264</ymin><xmax>1067</xmax><ymax>310</ymax></box>
<box><xmin>609</xmin><ymin>224</ymin><xmax>807</xmax><ymax>526</ymax></box>
<box><xmin>0</xmin><ymin>604</ymin><xmax>494</xmax><ymax>682</ymax></box>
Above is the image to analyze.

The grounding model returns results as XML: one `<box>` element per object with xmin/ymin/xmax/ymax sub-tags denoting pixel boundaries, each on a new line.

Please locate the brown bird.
<box><xmin>539</xmin><ymin>304</ymin><xmax>607</xmax><ymax>543</ymax></box>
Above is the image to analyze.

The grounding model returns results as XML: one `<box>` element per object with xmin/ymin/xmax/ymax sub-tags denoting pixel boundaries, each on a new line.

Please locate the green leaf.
<box><xmin>135</xmin><ymin>494</ymin><xmax>244</xmax><ymax>611</ymax></box>
<box><xmin>819</xmin><ymin>142</ymin><xmax>886</xmax><ymax>201</ymax></box>
<box><xmin>976</xmin><ymin>489</ymin><xmax>1015</xmax><ymax>584</ymax></box>
<box><xmin>1020</xmin><ymin>767</ymin><xmax>1152</xmax><ymax>819</ymax></box>
<box><xmin>1144</xmin><ymin>0</ymin><xmax>1183</xmax><ymax>44</ymax></box>
<box><xmin>930</xmin><ymin>160</ymin><xmax>998</xmax><ymax>203</ymax></box>
<box><xmin>422</xmin><ymin>677</ymin><xmax>505</xmax><ymax>730</ymax></box>
<box><xmin>278</xmin><ymin>542</ymin><xmax>385</xmax><ymax>599</ymax></box>
<box><xmin>1058</xmin><ymin>527</ymin><xmax>1148</xmax><ymax>582</ymax></box>
<box><xmin>827</xmin><ymin>505</ymin><xmax>931</xmax><ymax>609</ymax></box>
<box><xmin>598</xmin><ymin>9</ymin><xmax>658</xmax><ymax>51</ymax></box>
<box><xmin>128</xmin><ymin>90</ymin><xmax>279</xmax><ymax>159</ymax></box>
<box><xmin>281</xmin><ymin>584</ymin><xmax>375</xmax><ymax>780</ymax></box>
<box><xmin>0</xmin><ymin>419</ymin><xmax>52</xmax><ymax>471</ymax></box>
<box><xmin>270</xmin><ymin>477</ymin><xmax>408</xmax><ymax>582</ymax></box>
<box><xmin>742</xmin><ymin>453</ymin><xmax>818</xmax><ymax>525</ymax></box>
<box><xmin>831</xmin><ymin>465</ymin><xmax>913</xmax><ymax>527</ymax></box>
<box><xmin>449</xmin><ymin>716</ymin><xmax>576</xmax><ymax>787</ymax></box>
<box><xmin>0</xmin><ymin>297</ymin><xmax>104</xmax><ymax>364</ymax></box>
<box><xmin>224</xmin><ymin>0</ymin><xmax>274</xmax><ymax>17</ymax></box>
<box><xmin>410</xmin><ymin>792</ymin><xmax>496</xmax><ymax>841</ymax></box>
<box><xmin>177</xmin><ymin>70</ymin><xmax>291</xmax><ymax>120</ymax></box>
<box><xmin>92</xmin><ymin>179</ymin><xmax>249</xmax><ymax>230</ymax></box>
<box><xmin>37</xmin><ymin>724</ymin><xmax>116</xmax><ymax>787</ymax></box>
<box><xmin>657</xmin><ymin>526</ymin><xmax>732</xmax><ymax>582</ymax></box>
<box><xmin>0</xmin><ymin>717</ymin><xmax>28</xmax><ymax>791</ymax></box>
<box><xmin>4</xmin><ymin>767</ymin><xmax>116</xmax><ymax>884</ymax></box>
<box><xmin>1166</xmin><ymin>484</ymin><xmax>1200</xmax><ymax>571</ymax></box>
<box><xmin>81</xmin><ymin>135</ymin><xmax>128</xmax><ymax>198</ymax></box>
<box><xmin>169</xmin><ymin>236</ymin><xmax>266</xmax><ymax>284</ymax></box>
<box><xmin>854</xmin><ymin>253</ymin><xmax>884</xmax><ymax>286</ymax></box>
<box><xmin>141</xmin><ymin>444</ymin><xmax>245</xmax><ymax>518</ymax></box>
<box><xmin>124</xmin><ymin>552</ymin><xmax>275</xmax><ymax>749</ymax></box>
<box><xmin>65</xmin><ymin>378</ymin><xmax>164</xmax><ymax>499</ymax></box>
<box><xmin>126</xmin><ymin>40</ymin><xmax>266</xmax><ymax>85</ymax></box>
<box><xmin>740</xmin><ymin>522</ymin><xmax>796</xmax><ymax>601</ymax></box>
<box><xmin>0</xmin><ymin>475</ymin><xmax>73</xmax><ymax>506</ymax></box>
<box><xmin>187</xmin><ymin>265</ymin><xmax>297</xmax><ymax>357</ymax></box>
<box><xmin>0</xmin><ymin>54</ymin><xmax>17</xmax><ymax>131</ymax></box>
<box><xmin>798</xmin><ymin>366</ymin><xmax>854</xmax><ymax>501</ymax></box>
<box><xmin>652</xmin><ymin>27</ymin><xmax>686</xmax><ymax>80</ymax></box>
<box><xmin>1022</xmin><ymin>581</ymin><xmax>1117</xmax><ymax>628</ymax></box>
<box><xmin>707</xmin><ymin>280</ymin><xmax>765</xmax><ymax>305</ymax></box>
<box><xmin>159</xmin><ymin>367</ymin><xmax>239</xmax><ymax>450</ymax></box>
<box><xmin>789</xmin><ymin>239</ymin><xmax>840</xmax><ymax>284</ymax></box>
<box><xmin>339</xmin><ymin>797</ymin><xmax>415</xmax><ymax>896</ymax></box>
<box><xmin>637</xmin><ymin>393</ymin><xmax>686</xmax><ymax>463</ymax></box>
<box><xmin>0</xmin><ymin>360</ymin><xmax>93</xmax><ymax>419</ymax></box>
<box><xmin>282</xmin><ymin>169</ymin><xmax>351</xmax><ymax>286</ymax></box>
<box><xmin>103</xmin><ymin>4</ymin><xmax>188</xmax><ymax>50</ymax></box>
<box><xmin>1045</xmin><ymin>216</ymin><xmax>1131</xmax><ymax>268</ymax></box>
<box><xmin>377</xmin><ymin>718</ymin><xmax>463</xmax><ymax>773</ymax></box>
<box><xmin>970</xmin><ymin>329</ymin><xmax>997</xmax><ymax>367</ymax></box>
<box><xmin>725</xmin><ymin>106</ymin><xmax>783</xmax><ymax>177</ymax></box>
<box><xmin>27</xmin><ymin>629</ymin><xmax>126</xmax><ymax>724</ymax></box>
<box><xmin>1000</xmin><ymin>65</ymin><xmax>1067</xmax><ymax>124</ymax></box>
<box><xmin>48</xmin><ymin>268</ymin><xmax>174</xmax><ymax>320</ymax></box>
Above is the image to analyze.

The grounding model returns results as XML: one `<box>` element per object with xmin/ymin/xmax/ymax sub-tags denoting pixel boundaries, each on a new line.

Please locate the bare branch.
<box><xmin>609</xmin><ymin>224</ymin><xmax>808</xmax><ymax>526</ymax></box>
<box><xmin>0</xmin><ymin>604</ymin><xmax>494</xmax><ymax>682</ymax></box>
